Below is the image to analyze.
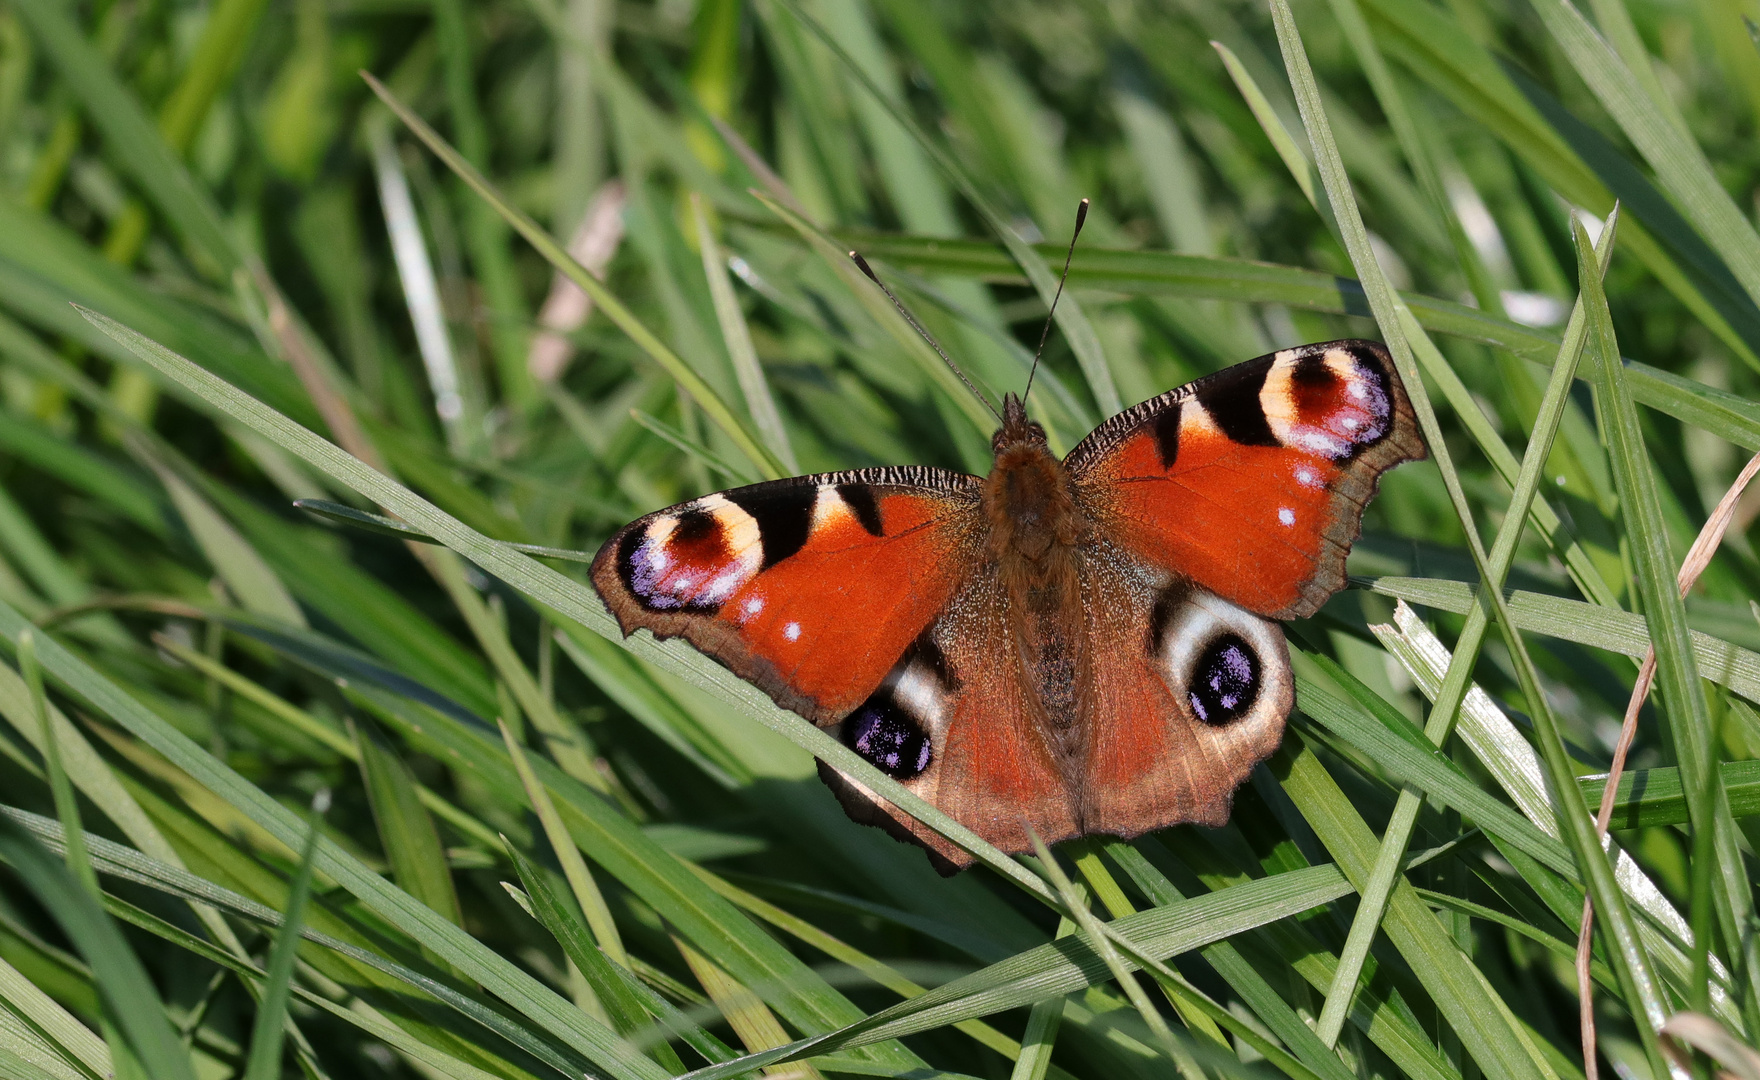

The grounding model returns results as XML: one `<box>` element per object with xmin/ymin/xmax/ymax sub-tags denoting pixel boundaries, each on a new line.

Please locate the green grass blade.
<box><xmin>15</xmin><ymin>631</ymin><xmax>94</xmax><ymax>897</ymax></box>
<box><xmin>1576</xmin><ymin>215</ymin><xmax>1760</xmax><ymax>1030</ymax></box>
<box><xmin>356</xmin><ymin>723</ymin><xmax>464</xmax><ymax>926</ymax></box>
<box><xmin>8</xmin><ymin>0</ymin><xmax>236</xmax><ymax>274</ymax></box>
<box><xmin>241</xmin><ymin>798</ymin><xmax>324</xmax><ymax>1080</ymax></box>
<box><xmin>692</xmin><ymin>193</ymin><xmax>798</xmax><ymax>472</ymax></box>
<box><xmin>1315</xmin><ymin>209</ymin><xmax>1616</xmax><ymax>1046</ymax></box>
<box><xmin>499</xmin><ymin>720</ymin><xmax>626</xmax><ymax>965</ymax></box>
<box><xmin>1024</xmin><ymin>836</ymin><xmax>1189</xmax><ymax>1075</ymax></box>
<box><xmin>502</xmin><ymin>843</ymin><xmax>685</xmax><ymax>1070</ymax></box>
<box><xmin>0</xmin><ymin>821</ymin><xmax>196</xmax><ymax>1080</ymax></box>
<box><xmin>1212</xmin><ymin>41</ymin><xmax>1330</xmax><ymax>231</ymax></box>
<box><xmin>360</xmin><ymin>74</ymin><xmax>787</xmax><ymax>481</ymax></box>
<box><xmin>629</xmin><ymin>407</ymin><xmax>762</xmax><ymax>484</ymax></box>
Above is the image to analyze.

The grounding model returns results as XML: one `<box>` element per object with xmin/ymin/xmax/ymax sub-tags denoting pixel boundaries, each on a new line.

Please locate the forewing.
<box><xmin>1066</xmin><ymin>340</ymin><xmax>1425</xmax><ymax>619</ymax></box>
<box><xmin>590</xmin><ymin>467</ymin><xmax>982</xmax><ymax>724</ymax></box>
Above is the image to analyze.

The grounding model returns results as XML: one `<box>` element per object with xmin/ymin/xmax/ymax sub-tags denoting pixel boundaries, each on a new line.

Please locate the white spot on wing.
<box><xmin>1278</xmin><ymin>507</ymin><xmax>1295</xmax><ymax>526</ymax></box>
<box><xmin>784</xmin><ymin>622</ymin><xmax>801</xmax><ymax>642</ymax></box>
<box><xmin>1295</xmin><ymin>466</ymin><xmax>1321</xmax><ymax>488</ymax></box>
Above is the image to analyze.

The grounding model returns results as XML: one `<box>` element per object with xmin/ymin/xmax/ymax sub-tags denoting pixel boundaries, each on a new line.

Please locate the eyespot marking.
<box><xmin>1262</xmin><ymin>345</ymin><xmax>1395</xmax><ymax>461</ymax></box>
<box><xmin>841</xmin><ymin>694</ymin><xmax>932</xmax><ymax>779</ymax></box>
<box><xmin>1188</xmin><ymin>633</ymin><xmax>1260</xmax><ymax>726</ymax></box>
<box><xmin>618</xmin><ymin>506</ymin><xmax>758</xmax><ymax>613</ymax></box>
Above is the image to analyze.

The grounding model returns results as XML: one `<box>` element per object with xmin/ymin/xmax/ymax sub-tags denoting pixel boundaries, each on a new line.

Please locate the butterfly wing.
<box><xmin>590</xmin><ymin>467</ymin><xmax>985</xmax><ymax>724</ymax></box>
<box><xmin>817</xmin><ymin>563</ymin><xmax>1083</xmax><ymax>870</ymax></box>
<box><xmin>1065</xmin><ymin>339</ymin><xmax>1425</xmax><ymax>620</ymax></box>
<box><xmin>1073</xmin><ymin>546</ymin><xmax>1294</xmax><ymax>838</ymax></box>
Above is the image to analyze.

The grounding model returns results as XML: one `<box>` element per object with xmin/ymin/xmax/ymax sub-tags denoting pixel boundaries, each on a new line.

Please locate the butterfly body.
<box><xmin>592</xmin><ymin>340</ymin><xmax>1424</xmax><ymax>869</ymax></box>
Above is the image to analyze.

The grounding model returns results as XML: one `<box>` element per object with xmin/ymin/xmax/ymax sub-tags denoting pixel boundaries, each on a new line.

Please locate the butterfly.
<box><xmin>589</xmin><ymin>330</ymin><xmax>1425</xmax><ymax>870</ymax></box>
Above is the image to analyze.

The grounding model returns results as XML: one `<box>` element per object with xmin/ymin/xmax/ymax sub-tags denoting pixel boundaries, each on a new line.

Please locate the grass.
<box><xmin>0</xmin><ymin>0</ymin><xmax>1756</xmax><ymax>1077</ymax></box>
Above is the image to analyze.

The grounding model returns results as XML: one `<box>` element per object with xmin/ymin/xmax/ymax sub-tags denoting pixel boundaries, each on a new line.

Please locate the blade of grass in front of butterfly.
<box><xmin>1064</xmin><ymin>844</ymin><xmax>1228</xmax><ymax>1051</ymax></box>
<box><xmin>1577</xmin><ymin>213</ymin><xmax>1760</xmax><ymax>1030</ymax></box>
<box><xmin>240</xmin><ymin>796</ymin><xmax>324</xmax><ymax>1080</ymax></box>
<box><xmin>1105</xmin><ymin>840</ymin><xmax>1360</xmax><ymax>1080</ymax></box>
<box><xmin>1265</xmin><ymin>11</ymin><xmax>1542</xmax><ymax>1069</ymax></box>
<box><xmin>692</xmin><ymin>193</ymin><xmax>798</xmax><ymax>472</ymax></box>
<box><xmin>808</xmin><ymin>227</ymin><xmax>1760</xmax><ymax>452</ymax></box>
<box><xmin>1007</xmin><ymin>932</ymin><xmax>1068</xmax><ymax>1080</ymax></box>
<box><xmin>1314</xmin><ymin>208</ymin><xmax>1617</xmax><ymax>1046</ymax></box>
<box><xmin>1023</xmin><ymin>834</ymin><xmax>1192</xmax><ymax>1077</ymax></box>
<box><xmin>360</xmin><ymin>74</ymin><xmax>787</xmax><ymax>482</ymax></box>
<box><xmin>1447</xmin><ymin>220</ymin><xmax>1673</xmax><ymax>1077</ymax></box>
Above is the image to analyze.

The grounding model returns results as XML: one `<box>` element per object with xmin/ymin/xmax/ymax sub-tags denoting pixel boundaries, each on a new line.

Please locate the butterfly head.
<box><xmin>993</xmin><ymin>393</ymin><xmax>1048</xmax><ymax>455</ymax></box>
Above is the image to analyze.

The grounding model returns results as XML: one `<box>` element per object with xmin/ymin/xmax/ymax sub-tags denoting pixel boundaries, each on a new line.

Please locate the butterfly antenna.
<box><xmin>849</xmin><ymin>251</ymin><xmax>1002</xmax><ymax>423</ymax></box>
<box><xmin>1022</xmin><ymin>198</ymin><xmax>1089</xmax><ymax>406</ymax></box>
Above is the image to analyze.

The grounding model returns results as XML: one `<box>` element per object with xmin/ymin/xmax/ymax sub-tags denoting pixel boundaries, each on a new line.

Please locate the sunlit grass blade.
<box><xmin>1369</xmin><ymin>601</ymin><xmax>1741</xmax><ymax>1027</ymax></box>
<box><xmin>1316</xmin><ymin>208</ymin><xmax>1617</xmax><ymax>1047</ymax></box>
<box><xmin>1576</xmin><ymin>215</ymin><xmax>1760</xmax><ymax>1029</ymax></box>
<box><xmin>15</xmin><ymin>630</ymin><xmax>93</xmax><ymax>897</ymax></box>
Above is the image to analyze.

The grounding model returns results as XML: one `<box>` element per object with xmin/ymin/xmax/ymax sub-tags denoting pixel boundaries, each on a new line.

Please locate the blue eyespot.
<box><xmin>842</xmin><ymin>695</ymin><xmax>932</xmax><ymax>779</ymax></box>
<box><xmin>1189</xmin><ymin>634</ymin><xmax>1259</xmax><ymax>726</ymax></box>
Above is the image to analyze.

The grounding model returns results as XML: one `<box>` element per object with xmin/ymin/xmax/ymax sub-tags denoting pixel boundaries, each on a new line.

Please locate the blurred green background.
<box><xmin>0</xmin><ymin>0</ymin><xmax>1756</xmax><ymax>1077</ymax></box>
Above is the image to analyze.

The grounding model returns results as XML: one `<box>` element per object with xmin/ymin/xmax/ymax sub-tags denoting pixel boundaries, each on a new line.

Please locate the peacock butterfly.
<box><xmin>590</xmin><ymin>222</ymin><xmax>1424</xmax><ymax>870</ymax></box>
